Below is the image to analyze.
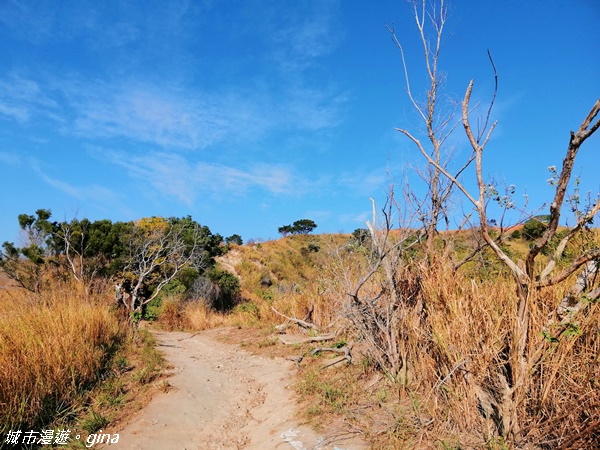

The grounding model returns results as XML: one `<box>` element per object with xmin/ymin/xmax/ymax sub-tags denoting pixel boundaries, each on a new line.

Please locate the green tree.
<box><xmin>352</xmin><ymin>228</ymin><xmax>371</xmax><ymax>246</ymax></box>
<box><xmin>522</xmin><ymin>218</ymin><xmax>547</xmax><ymax>241</ymax></box>
<box><xmin>291</xmin><ymin>219</ymin><xmax>318</xmax><ymax>235</ymax></box>
<box><xmin>279</xmin><ymin>219</ymin><xmax>318</xmax><ymax>236</ymax></box>
<box><xmin>0</xmin><ymin>209</ymin><xmax>59</xmax><ymax>292</ymax></box>
<box><xmin>51</xmin><ymin>218</ymin><xmax>134</xmax><ymax>289</ymax></box>
<box><xmin>278</xmin><ymin>225</ymin><xmax>294</xmax><ymax>237</ymax></box>
<box><xmin>206</xmin><ymin>267</ymin><xmax>240</xmax><ymax>311</ymax></box>
<box><xmin>225</xmin><ymin>234</ymin><xmax>243</xmax><ymax>246</ymax></box>
<box><xmin>115</xmin><ymin>216</ymin><xmax>226</xmax><ymax>318</ymax></box>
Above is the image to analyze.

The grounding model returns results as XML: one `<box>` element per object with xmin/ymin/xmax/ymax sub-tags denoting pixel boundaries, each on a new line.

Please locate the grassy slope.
<box><xmin>216</xmin><ymin>233</ymin><xmax>350</xmax><ymax>327</ymax></box>
<box><xmin>203</xmin><ymin>230</ymin><xmax>600</xmax><ymax>449</ymax></box>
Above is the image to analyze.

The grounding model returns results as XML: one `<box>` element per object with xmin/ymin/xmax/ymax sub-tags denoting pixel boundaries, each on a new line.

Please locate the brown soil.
<box><xmin>110</xmin><ymin>327</ymin><xmax>367</xmax><ymax>449</ymax></box>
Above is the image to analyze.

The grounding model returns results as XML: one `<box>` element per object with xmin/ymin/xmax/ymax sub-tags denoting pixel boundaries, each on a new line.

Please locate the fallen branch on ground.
<box><xmin>311</xmin><ymin>344</ymin><xmax>353</xmax><ymax>369</ymax></box>
<box><xmin>277</xmin><ymin>333</ymin><xmax>337</xmax><ymax>345</ymax></box>
<box><xmin>271</xmin><ymin>306</ymin><xmax>319</xmax><ymax>332</ymax></box>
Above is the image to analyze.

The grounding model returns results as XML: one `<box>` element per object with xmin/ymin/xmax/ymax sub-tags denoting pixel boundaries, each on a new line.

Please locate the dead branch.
<box><xmin>554</xmin><ymin>259</ymin><xmax>600</xmax><ymax>323</ymax></box>
<box><xmin>277</xmin><ymin>333</ymin><xmax>337</xmax><ymax>345</ymax></box>
<box><xmin>536</xmin><ymin>248</ymin><xmax>600</xmax><ymax>289</ymax></box>
<box><xmin>271</xmin><ymin>306</ymin><xmax>319</xmax><ymax>331</ymax></box>
<box><xmin>287</xmin><ymin>355</ymin><xmax>304</xmax><ymax>369</ymax></box>
<box><xmin>539</xmin><ymin>197</ymin><xmax>600</xmax><ymax>281</ymax></box>
<box><xmin>527</xmin><ymin>98</ymin><xmax>600</xmax><ymax>279</ymax></box>
<box><xmin>302</xmin><ymin>304</ymin><xmax>314</xmax><ymax>323</ymax></box>
<box><xmin>311</xmin><ymin>344</ymin><xmax>353</xmax><ymax>369</ymax></box>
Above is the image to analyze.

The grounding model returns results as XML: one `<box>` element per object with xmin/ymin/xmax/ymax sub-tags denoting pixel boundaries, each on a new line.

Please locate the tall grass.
<box><xmin>346</xmin><ymin>256</ymin><xmax>600</xmax><ymax>447</ymax></box>
<box><xmin>160</xmin><ymin>295</ymin><xmax>227</xmax><ymax>330</ymax></box>
<box><xmin>213</xmin><ymin>234</ymin><xmax>600</xmax><ymax>447</ymax></box>
<box><xmin>0</xmin><ymin>284</ymin><xmax>126</xmax><ymax>435</ymax></box>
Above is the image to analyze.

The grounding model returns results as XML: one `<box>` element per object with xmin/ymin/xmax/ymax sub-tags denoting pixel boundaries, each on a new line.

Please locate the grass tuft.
<box><xmin>0</xmin><ymin>284</ymin><xmax>126</xmax><ymax>436</ymax></box>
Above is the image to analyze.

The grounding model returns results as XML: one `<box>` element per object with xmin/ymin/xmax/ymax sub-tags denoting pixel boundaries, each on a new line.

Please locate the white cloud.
<box><xmin>338</xmin><ymin>168</ymin><xmax>388</xmax><ymax>196</ymax></box>
<box><xmin>92</xmin><ymin>148</ymin><xmax>304</xmax><ymax>204</ymax></box>
<box><xmin>270</xmin><ymin>0</ymin><xmax>341</xmax><ymax>72</ymax></box>
<box><xmin>0</xmin><ymin>74</ymin><xmax>61</xmax><ymax>123</ymax></box>
<box><xmin>64</xmin><ymin>82</ymin><xmax>245</xmax><ymax>150</ymax></box>
<box><xmin>0</xmin><ymin>151</ymin><xmax>21</xmax><ymax>166</ymax></box>
<box><xmin>37</xmin><ymin>172</ymin><xmax>85</xmax><ymax>200</ymax></box>
<box><xmin>282</xmin><ymin>84</ymin><xmax>347</xmax><ymax>131</ymax></box>
<box><xmin>338</xmin><ymin>210</ymin><xmax>371</xmax><ymax>227</ymax></box>
<box><xmin>63</xmin><ymin>78</ymin><xmax>344</xmax><ymax>148</ymax></box>
<box><xmin>0</xmin><ymin>103</ymin><xmax>29</xmax><ymax>123</ymax></box>
<box><xmin>30</xmin><ymin>161</ymin><xmax>134</xmax><ymax>217</ymax></box>
<box><xmin>1</xmin><ymin>32</ymin><xmax>346</xmax><ymax>149</ymax></box>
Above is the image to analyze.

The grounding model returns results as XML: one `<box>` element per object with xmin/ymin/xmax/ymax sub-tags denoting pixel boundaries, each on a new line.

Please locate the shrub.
<box><xmin>522</xmin><ymin>218</ymin><xmax>547</xmax><ymax>240</ymax></box>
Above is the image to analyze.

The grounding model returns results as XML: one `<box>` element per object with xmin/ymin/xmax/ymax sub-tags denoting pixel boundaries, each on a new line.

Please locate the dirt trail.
<box><xmin>112</xmin><ymin>328</ymin><xmax>366</xmax><ymax>450</ymax></box>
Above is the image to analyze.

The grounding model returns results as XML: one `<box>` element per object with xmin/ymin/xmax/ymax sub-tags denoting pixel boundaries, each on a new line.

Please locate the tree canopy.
<box><xmin>278</xmin><ymin>219</ymin><xmax>318</xmax><ymax>236</ymax></box>
<box><xmin>0</xmin><ymin>211</ymin><xmax>228</xmax><ymax>312</ymax></box>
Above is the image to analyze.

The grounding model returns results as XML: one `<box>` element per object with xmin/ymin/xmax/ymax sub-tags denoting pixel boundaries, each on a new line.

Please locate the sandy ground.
<box><xmin>111</xmin><ymin>329</ymin><xmax>366</xmax><ymax>450</ymax></box>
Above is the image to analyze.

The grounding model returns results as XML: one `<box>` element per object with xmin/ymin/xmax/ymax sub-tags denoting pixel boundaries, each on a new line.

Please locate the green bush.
<box><xmin>522</xmin><ymin>219</ymin><xmax>547</xmax><ymax>241</ymax></box>
<box><xmin>143</xmin><ymin>297</ymin><xmax>162</xmax><ymax>321</ymax></box>
<box><xmin>207</xmin><ymin>267</ymin><xmax>241</xmax><ymax>311</ymax></box>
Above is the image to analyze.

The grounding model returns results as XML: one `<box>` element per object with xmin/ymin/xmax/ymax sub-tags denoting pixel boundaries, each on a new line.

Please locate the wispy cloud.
<box><xmin>0</xmin><ymin>151</ymin><xmax>21</xmax><ymax>166</ymax></box>
<box><xmin>0</xmin><ymin>0</ymin><xmax>197</xmax><ymax>49</ymax></box>
<box><xmin>339</xmin><ymin>210</ymin><xmax>371</xmax><ymax>227</ymax></box>
<box><xmin>35</xmin><ymin>170</ymin><xmax>85</xmax><ymax>200</ymax></box>
<box><xmin>337</xmin><ymin>168</ymin><xmax>388</xmax><ymax>196</ymax></box>
<box><xmin>270</xmin><ymin>0</ymin><xmax>341</xmax><ymax>71</ymax></box>
<box><xmin>282</xmin><ymin>84</ymin><xmax>347</xmax><ymax>131</ymax></box>
<box><xmin>0</xmin><ymin>71</ymin><xmax>344</xmax><ymax>151</ymax></box>
<box><xmin>195</xmin><ymin>162</ymin><xmax>295</xmax><ymax>196</ymax></box>
<box><xmin>30</xmin><ymin>161</ymin><xmax>135</xmax><ymax>217</ymax></box>
<box><xmin>63</xmin><ymin>78</ymin><xmax>346</xmax><ymax>148</ymax></box>
<box><xmin>0</xmin><ymin>74</ymin><xmax>61</xmax><ymax>123</ymax></box>
<box><xmin>92</xmin><ymin>149</ymin><xmax>305</xmax><ymax>204</ymax></box>
<box><xmin>66</xmin><ymin>82</ymin><xmax>237</xmax><ymax>150</ymax></box>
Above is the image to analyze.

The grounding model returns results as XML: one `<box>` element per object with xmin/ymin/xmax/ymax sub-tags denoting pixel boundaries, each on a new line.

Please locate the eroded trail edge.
<box><xmin>112</xmin><ymin>328</ymin><xmax>365</xmax><ymax>450</ymax></box>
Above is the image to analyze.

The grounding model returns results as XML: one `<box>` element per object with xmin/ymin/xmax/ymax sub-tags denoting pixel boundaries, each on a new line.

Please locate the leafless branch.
<box><xmin>527</xmin><ymin>98</ymin><xmax>600</xmax><ymax>278</ymax></box>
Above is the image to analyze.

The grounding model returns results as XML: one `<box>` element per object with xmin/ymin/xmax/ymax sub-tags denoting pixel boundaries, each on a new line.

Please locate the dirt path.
<box><xmin>112</xmin><ymin>328</ymin><xmax>366</xmax><ymax>449</ymax></box>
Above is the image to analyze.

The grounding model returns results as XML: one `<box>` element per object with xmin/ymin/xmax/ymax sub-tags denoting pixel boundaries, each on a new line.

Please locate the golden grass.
<box><xmin>205</xmin><ymin>233</ymin><xmax>600</xmax><ymax>448</ymax></box>
<box><xmin>160</xmin><ymin>296</ymin><xmax>227</xmax><ymax>331</ymax></box>
<box><xmin>0</xmin><ymin>284</ymin><xmax>126</xmax><ymax>435</ymax></box>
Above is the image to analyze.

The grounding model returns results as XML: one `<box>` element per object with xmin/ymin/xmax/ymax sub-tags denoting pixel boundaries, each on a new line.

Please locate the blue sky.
<box><xmin>1</xmin><ymin>0</ymin><xmax>598</xmax><ymax>244</ymax></box>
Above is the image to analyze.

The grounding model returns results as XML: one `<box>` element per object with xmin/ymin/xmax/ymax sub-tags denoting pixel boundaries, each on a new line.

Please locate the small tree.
<box><xmin>278</xmin><ymin>225</ymin><xmax>294</xmax><ymax>237</ymax></box>
<box><xmin>0</xmin><ymin>209</ymin><xmax>58</xmax><ymax>292</ymax></box>
<box><xmin>279</xmin><ymin>219</ymin><xmax>318</xmax><ymax>236</ymax></box>
<box><xmin>521</xmin><ymin>217</ymin><xmax>547</xmax><ymax>241</ymax></box>
<box><xmin>291</xmin><ymin>219</ymin><xmax>318</xmax><ymax>235</ymax></box>
<box><xmin>225</xmin><ymin>234</ymin><xmax>243</xmax><ymax>246</ymax></box>
<box><xmin>115</xmin><ymin>217</ymin><xmax>216</xmax><ymax>318</ymax></box>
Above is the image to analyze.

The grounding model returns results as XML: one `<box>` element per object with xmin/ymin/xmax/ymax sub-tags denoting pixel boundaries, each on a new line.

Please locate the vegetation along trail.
<box><xmin>112</xmin><ymin>327</ymin><xmax>366</xmax><ymax>450</ymax></box>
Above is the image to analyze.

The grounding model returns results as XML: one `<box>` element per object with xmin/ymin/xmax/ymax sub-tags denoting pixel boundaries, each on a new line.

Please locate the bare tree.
<box><xmin>343</xmin><ymin>190</ymin><xmax>425</xmax><ymax>382</ymax></box>
<box><xmin>388</xmin><ymin>0</ymin><xmax>473</xmax><ymax>259</ymax></box>
<box><xmin>115</xmin><ymin>218</ymin><xmax>209</xmax><ymax>317</ymax></box>
<box><xmin>55</xmin><ymin>218</ymin><xmax>106</xmax><ymax>293</ymax></box>
<box><xmin>457</xmin><ymin>94</ymin><xmax>599</xmax><ymax>438</ymax></box>
<box><xmin>388</xmin><ymin>0</ymin><xmax>600</xmax><ymax>441</ymax></box>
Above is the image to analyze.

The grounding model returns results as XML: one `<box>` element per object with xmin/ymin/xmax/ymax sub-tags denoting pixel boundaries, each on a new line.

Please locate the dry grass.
<box><xmin>225</xmin><ymin>234</ymin><xmax>348</xmax><ymax>327</ymax></box>
<box><xmin>0</xmin><ymin>283</ymin><xmax>126</xmax><ymax>436</ymax></box>
<box><xmin>137</xmin><ymin>231</ymin><xmax>600</xmax><ymax>448</ymax></box>
<box><xmin>160</xmin><ymin>296</ymin><xmax>227</xmax><ymax>331</ymax></box>
<box><xmin>203</xmin><ymin>233</ymin><xmax>600</xmax><ymax>448</ymax></box>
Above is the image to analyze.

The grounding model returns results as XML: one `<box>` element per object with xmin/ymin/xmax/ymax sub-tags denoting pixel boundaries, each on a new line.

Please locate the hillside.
<box><xmin>204</xmin><ymin>229</ymin><xmax>600</xmax><ymax>448</ymax></box>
